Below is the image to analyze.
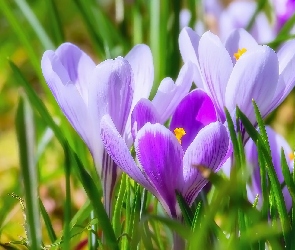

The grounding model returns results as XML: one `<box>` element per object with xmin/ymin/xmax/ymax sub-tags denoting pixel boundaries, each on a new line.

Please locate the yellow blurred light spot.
<box><xmin>234</xmin><ymin>48</ymin><xmax>247</xmax><ymax>61</ymax></box>
<box><xmin>174</xmin><ymin>128</ymin><xmax>186</xmax><ymax>144</ymax></box>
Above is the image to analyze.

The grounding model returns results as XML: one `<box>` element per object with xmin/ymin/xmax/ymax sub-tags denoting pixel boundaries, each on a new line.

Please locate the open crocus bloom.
<box><xmin>179</xmin><ymin>28</ymin><xmax>295</xmax><ymax>128</ymax></box>
<box><xmin>101</xmin><ymin>89</ymin><xmax>232</xmax><ymax>217</ymax></box>
<box><xmin>41</xmin><ymin>43</ymin><xmax>153</xmax><ymax>216</ymax></box>
<box><xmin>41</xmin><ymin>43</ymin><xmax>194</xmax><ymax>216</ymax></box>
<box><xmin>246</xmin><ymin>126</ymin><xmax>293</xmax><ymax>210</ymax></box>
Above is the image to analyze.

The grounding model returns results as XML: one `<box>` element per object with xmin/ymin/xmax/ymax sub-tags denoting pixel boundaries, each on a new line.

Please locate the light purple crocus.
<box><xmin>100</xmin><ymin>89</ymin><xmax>232</xmax><ymax>217</ymax></box>
<box><xmin>41</xmin><ymin>43</ymin><xmax>193</xmax><ymax>216</ymax></box>
<box><xmin>179</xmin><ymin>27</ymin><xmax>295</xmax><ymax>130</ymax></box>
<box><xmin>246</xmin><ymin>126</ymin><xmax>293</xmax><ymax>211</ymax></box>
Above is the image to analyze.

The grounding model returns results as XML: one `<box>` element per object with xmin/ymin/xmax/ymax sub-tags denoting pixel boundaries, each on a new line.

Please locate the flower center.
<box><xmin>234</xmin><ymin>48</ymin><xmax>247</xmax><ymax>61</ymax></box>
<box><xmin>174</xmin><ymin>128</ymin><xmax>186</xmax><ymax>144</ymax></box>
<box><xmin>289</xmin><ymin>152</ymin><xmax>295</xmax><ymax>161</ymax></box>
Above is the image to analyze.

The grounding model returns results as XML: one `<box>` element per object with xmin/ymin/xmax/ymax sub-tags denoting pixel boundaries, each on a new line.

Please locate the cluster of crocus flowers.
<box><xmin>41</xmin><ymin>26</ymin><xmax>295</xmax><ymax>221</ymax></box>
<box><xmin>41</xmin><ymin>42</ymin><xmax>194</xmax><ymax>216</ymax></box>
<box><xmin>101</xmin><ymin>89</ymin><xmax>232</xmax><ymax>217</ymax></box>
<box><xmin>179</xmin><ymin>27</ymin><xmax>295</xmax><ymax>131</ymax></box>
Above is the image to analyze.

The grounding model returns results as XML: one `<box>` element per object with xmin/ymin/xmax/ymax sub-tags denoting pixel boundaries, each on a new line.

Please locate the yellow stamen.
<box><xmin>289</xmin><ymin>152</ymin><xmax>295</xmax><ymax>161</ymax></box>
<box><xmin>174</xmin><ymin>128</ymin><xmax>186</xmax><ymax>144</ymax></box>
<box><xmin>234</xmin><ymin>48</ymin><xmax>247</xmax><ymax>61</ymax></box>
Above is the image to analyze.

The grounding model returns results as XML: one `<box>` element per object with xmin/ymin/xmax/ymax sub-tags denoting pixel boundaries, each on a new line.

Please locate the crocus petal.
<box><xmin>225</xmin><ymin>46</ymin><xmax>279</xmax><ymax>125</ymax></box>
<box><xmin>89</xmin><ymin>57</ymin><xmax>134</xmax><ymax>137</ymax></box>
<box><xmin>152</xmin><ymin>62</ymin><xmax>194</xmax><ymax>123</ymax></box>
<box><xmin>55</xmin><ymin>43</ymin><xmax>96</xmax><ymax>102</ymax></box>
<box><xmin>225</xmin><ymin>28</ymin><xmax>259</xmax><ymax>63</ymax></box>
<box><xmin>41</xmin><ymin>50</ymin><xmax>92</xmax><ymax>149</ymax></box>
<box><xmin>124</xmin><ymin>44</ymin><xmax>154</xmax><ymax>146</ymax></box>
<box><xmin>179</xmin><ymin>27</ymin><xmax>204</xmax><ymax>88</ymax></box>
<box><xmin>267</xmin><ymin>40</ymin><xmax>295</xmax><ymax>113</ymax></box>
<box><xmin>100</xmin><ymin>115</ymin><xmax>154</xmax><ymax>192</ymax></box>
<box><xmin>182</xmin><ymin>122</ymin><xmax>231</xmax><ymax>205</ymax></box>
<box><xmin>179</xmin><ymin>27</ymin><xmax>200</xmax><ymax>63</ymax></box>
<box><xmin>125</xmin><ymin>44</ymin><xmax>154</xmax><ymax>103</ymax></box>
<box><xmin>88</xmin><ymin>57</ymin><xmax>133</xmax><ymax>217</ymax></box>
<box><xmin>198</xmin><ymin>31</ymin><xmax>233</xmax><ymax>122</ymax></box>
<box><xmin>170</xmin><ymin>89</ymin><xmax>217</xmax><ymax>151</ymax></box>
<box><xmin>131</xmin><ymin>98</ymin><xmax>160</xmax><ymax>140</ymax></box>
<box><xmin>135</xmin><ymin>123</ymin><xmax>184</xmax><ymax>217</ymax></box>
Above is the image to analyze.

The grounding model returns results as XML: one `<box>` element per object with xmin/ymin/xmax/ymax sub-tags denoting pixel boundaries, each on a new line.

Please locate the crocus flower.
<box><xmin>41</xmin><ymin>43</ymin><xmax>193</xmax><ymax>216</ymax></box>
<box><xmin>100</xmin><ymin>89</ymin><xmax>232</xmax><ymax>217</ymax></box>
<box><xmin>179</xmin><ymin>28</ymin><xmax>295</xmax><ymax>131</ymax></box>
<box><xmin>246</xmin><ymin>126</ymin><xmax>293</xmax><ymax>210</ymax></box>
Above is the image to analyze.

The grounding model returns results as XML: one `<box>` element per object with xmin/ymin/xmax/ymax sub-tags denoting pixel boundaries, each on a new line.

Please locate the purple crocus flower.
<box><xmin>246</xmin><ymin>126</ymin><xmax>293</xmax><ymax>210</ymax></box>
<box><xmin>41</xmin><ymin>43</ymin><xmax>153</xmax><ymax>216</ymax></box>
<box><xmin>179</xmin><ymin>27</ymin><xmax>295</xmax><ymax>128</ymax></box>
<box><xmin>41</xmin><ymin>43</ymin><xmax>193</xmax><ymax>216</ymax></box>
<box><xmin>100</xmin><ymin>89</ymin><xmax>232</xmax><ymax>217</ymax></box>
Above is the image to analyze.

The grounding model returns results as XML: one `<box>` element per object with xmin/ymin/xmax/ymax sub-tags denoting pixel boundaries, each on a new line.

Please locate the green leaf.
<box><xmin>191</xmin><ymin>201</ymin><xmax>202</xmax><ymax>232</ymax></box>
<box><xmin>71</xmin><ymin>149</ymin><xmax>119</xmax><ymax>250</ymax></box>
<box><xmin>281</xmin><ymin>148</ymin><xmax>295</xmax><ymax>201</ymax></box>
<box><xmin>0</xmin><ymin>2</ymin><xmax>45</xmax><ymax>84</ymax></box>
<box><xmin>46</xmin><ymin>0</ymin><xmax>64</xmax><ymax>46</ymax></box>
<box><xmin>175</xmin><ymin>191</ymin><xmax>193</xmax><ymax>226</ymax></box>
<box><xmin>39</xmin><ymin>198</ymin><xmax>57</xmax><ymax>243</ymax></box>
<box><xmin>9</xmin><ymin>60</ymin><xmax>65</xmax><ymax>144</ymax></box>
<box><xmin>225</xmin><ymin>108</ymin><xmax>240</xmax><ymax>168</ymax></box>
<box><xmin>15</xmin><ymin>97</ymin><xmax>41</xmax><ymax>249</ymax></box>
<box><xmin>14</xmin><ymin>0</ymin><xmax>54</xmax><ymax>49</ymax></box>
<box><xmin>144</xmin><ymin>215</ymin><xmax>191</xmax><ymax>240</ymax></box>
<box><xmin>112</xmin><ymin>174</ymin><xmax>127</xmax><ymax>237</ymax></box>
<box><xmin>237</xmin><ymin>107</ymin><xmax>290</xmax><ymax>240</ymax></box>
<box><xmin>62</xmin><ymin>143</ymin><xmax>71</xmax><ymax>249</ymax></box>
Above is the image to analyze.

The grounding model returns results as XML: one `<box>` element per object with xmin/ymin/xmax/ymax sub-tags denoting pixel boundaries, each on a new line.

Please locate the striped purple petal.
<box><xmin>170</xmin><ymin>89</ymin><xmax>217</xmax><ymax>151</ymax></box>
<box><xmin>181</xmin><ymin>122</ymin><xmax>231</xmax><ymax>205</ymax></box>
<box><xmin>135</xmin><ymin>123</ymin><xmax>184</xmax><ymax>217</ymax></box>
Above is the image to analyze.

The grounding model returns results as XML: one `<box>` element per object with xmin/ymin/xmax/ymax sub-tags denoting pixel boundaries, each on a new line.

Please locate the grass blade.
<box><xmin>39</xmin><ymin>198</ymin><xmax>57</xmax><ymax>243</ymax></box>
<box><xmin>0</xmin><ymin>2</ymin><xmax>45</xmax><ymax>83</ymax></box>
<box><xmin>14</xmin><ymin>0</ymin><xmax>54</xmax><ymax>49</ymax></box>
<box><xmin>16</xmin><ymin>97</ymin><xmax>41</xmax><ymax>249</ymax></box>
<box><xmin>10</xmin><ymin>60</ymin><xmax>65</xmax><ymax>144</ymax></box>
<box><xmin>46</xmin><ymin>0</ymin><xmax>65</xmax><ymax>46</ymax></box>
<box><xmin>71</xmin><ymin>149</ymin><xmax>119</xmax><ymax>250</ymax></box>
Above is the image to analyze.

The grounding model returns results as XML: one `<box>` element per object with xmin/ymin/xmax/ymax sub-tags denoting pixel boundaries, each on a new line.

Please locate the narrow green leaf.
<box><xmin>71</xmin><ymin>150</ymin><xmax>119</xmax><ymax>250</ymax></box>
<box><xmin>16</xmin><ymin>97</ymin><xmax>41</xmax><ymax>249</ymax></box>
<box><xmin>175</xmin><ymin>191</ymin><xmax>193</xmax><ymax>226</ymax></box>
<box><xmin>257</xmin><ymin>140</ymin><xmax>269</xmax><ymax>218</ymax></box>
<box><xmin>145</xmin><ymin>215</ymin><xmax>191</xmax><ymax>240</ymax></box>
<box><xmin>281</xmin><ymin>148</ymin><xmax>295</xmax><ymax>201</ymax></box>
<box><xmin>62</xmin><ymin>144</ymin><xmax>71</xmax><ymax>249</ymax></box>
<box><xmin>237</xmin><ymin>107</ymin><xmax>290</xmax><ymax>239</ymax></box>
<box><xmin>46</xmin><ymin>0</ymin><xmax>65</xmax><ymax>45</ymax></box>
<box><xmin>10</xmin><ymin>61</ymin><xmax>65</xmax><ymax>144</ymax></box>
<box><xmin>0</xmin><ymin>2</ymin><xmax>45</xmax><ymax>84</ymax></box>
<box><xmin>89</xmin><ymin>210</ymin><xmax>98</xmax><ymax>250</ymax></box>
<box><xmin>225</xmin><ymin>108</ymin><xmax>240</xmax><ymax>168</ymax></box>
<box><xmin>252</xmin><ymin>100</ymin><xmax>271</xmax><ymax>154</ymax></box>
<box><xmin>39</xmin><ymin>198</ymin><xmax>57</xmax><ymax>243</ymax></box>
<box><xmin>130</xmin><ymin>184</ymin><xmax>143</xmax><ymax>249</ymax></box>
<box><xmin>14</xmin><ymin>0</ymin><xmax>54</xmax><ymax>49</ymax></box>
<box><xmin>191</xmin><ymin>201</ymin><xmax>202</xmax><ymax>232</ymax></box>
<box><xmin>112</xmin><ymin>174</ymin><xmax>127</xmax><ymax>237</ymax></box>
